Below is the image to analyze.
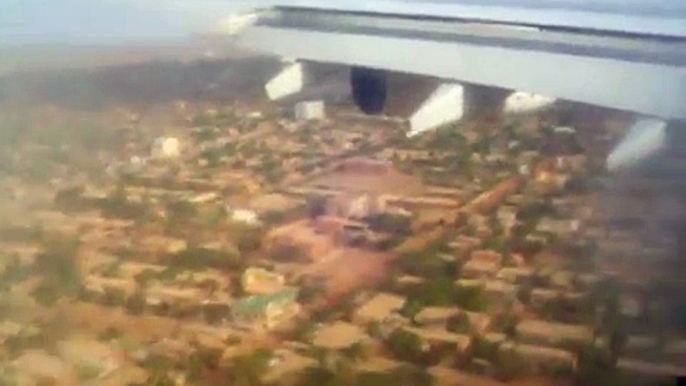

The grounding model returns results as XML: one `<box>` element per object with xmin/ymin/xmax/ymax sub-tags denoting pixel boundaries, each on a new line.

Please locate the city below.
<box><xmin>0</xmin><ymin>53</ymin><xmax>683</xmax><ymax>386</ymax></box>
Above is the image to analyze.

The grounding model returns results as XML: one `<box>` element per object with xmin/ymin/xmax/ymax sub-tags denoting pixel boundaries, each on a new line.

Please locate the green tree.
<box><xmin>229</xmin><ymin>348</ymin><xmax>273</xmax><ymax>386</ymax></box>
<box><xmin>386</xmin><ymin>328</ymin><xmax>424</xmax><ymax>363</ymax></box>
<box><xmin>355</xmin><ymin>371</ymin><xmax>397</xmax><ymax>386</ymax></box>
<box><xmin>134</xmin><ymin>269</ymin><xmax>157</xmax><ymax>287</ymax></box>
<box><xmin>0</xmin><ymin>255</ymin><xmax>29</xmax><ymax>287</ymax></box>
<box><xmin>418</xmin><ymin>277</ymin><xmax>454</xmax><ymax>306</ymax></box>
<box><xmin>298</xmin><ymin>365</ymin><xmax>344</xmax><ymax>386</ymax></box>
<box><xmin>98</xmin><ymin>327</ymin><xmax>122</xmax><ymax>342</ymax></box>
<box><xmin>446</xmin><ymin>313</ymin><xmax>471</xmax><ymax>334</ymax></box>
<box><xmin>343</xmin><ymin>342</ymin><xmax>369</xmax><ymax>362</ymax></box>
<box><xmin>471</xmin><ymin>335</ymin><xmax>498</xmax><ymax>361</ymax></box>
<box><xmin>493</xmin><ymin>310</ymin><xmax>519</xmax><ymax>338</ymax></box>
<box><xmin>392</xmin><ymin>364</ymin><xmax>436</xmax><ymax>386</ymax></box>
<box><xmin>293</xmin><ymin>322</ymin><xmax>317</xmax><ymax>343</ymax></box>
<box><xmin>575</xmin><ymin>344</ymin><xmax>625</xmax><ymax>386</ymax></box>
<box><xmin>494</xmin><ymin>347</ymin><xmax>528</xmax><ymax>381</ymax></box>
<box><xmin>366</xmin><ymin>321</ymin><xmax>384</xmax><ymax>340</ymax></box>
<box><xmin>103</xmin><ymin>287</ymin><xmax>127</xmax><ymax>307</ymax></box>
<box><xmin>237</xmin><ymin>230</ymin><xmax>263</xmax><ymax>256</ymax></box>
<box><xmin>34</xmin><ymin>236</ymin><xmax>82</xmax><ymax>295</ymax></box>
<box><xmin>31</xmin><ymin>282</ymin><xmax>60</xmax><ymax>307</ymax></box>
<box><xmin>400</xmin><ymin>299</ymin><xmax>424</xmax><ymax>324</ymax></box>
<box><xmin>454</xmin><ymin>284</ymin><xmax>487</xmax><ymax>312</ymax></box>
<box><xmin>125</xmin><ymin>289</ymin><xmax>146</xmax><ymax>315</ymax></box>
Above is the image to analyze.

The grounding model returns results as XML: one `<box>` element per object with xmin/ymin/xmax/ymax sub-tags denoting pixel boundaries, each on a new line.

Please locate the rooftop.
<box><xmin>355</xmin><ymin>293</ymin><xmax>405</xmax><ymax>323</ymax></box>
<box><xmin>313</xmin><ymin>322</ymin><xmax>369</xmax><ymax>349</ymax></box>
<box><xmin>233</xmin><ymin>287</ymin><xmax>298</xmax><ymax>316</ymax></box>
<box><xmin>516</xmin><ymin>320</ymin><xmax>593</xmax><ymax>345</ymax></box>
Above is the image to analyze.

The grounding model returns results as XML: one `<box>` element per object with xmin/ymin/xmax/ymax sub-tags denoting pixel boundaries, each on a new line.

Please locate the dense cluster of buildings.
<box><xmin>0</xmin><ymin>98</ymin><xmax>682</xmax><ymax>386</ymax></box>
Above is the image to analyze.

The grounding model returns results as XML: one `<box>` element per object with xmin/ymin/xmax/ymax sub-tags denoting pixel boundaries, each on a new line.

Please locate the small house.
<box><xmin>313</xmin><ymin>322</ymin><xmax>369</xmax><ymax>349</ymax></box>
<box><xmin>463</xmin><ymin>259</ymin><xmax>500</xmax><ymax>279</ymax></box>
<box><xmin>448</xmin><ymin>236</ymin><xmax>482</xmax><ymax>256</ymax></box>
<box><xmin>355</xmin><ymin>293</ymin><xmax>405</xmax><ymax>324</ymax></box>
<box><xmin>152</xmin><ymin>137</ymin><xmax>181</xmax><ymax>159</ymax></box>
<box><xmin>415</xmin><ymin>307</ymin><xmax>460</xmax><ymax>327</ymax></box>
<box><xmin>231</xmin><ymin>209</ymin><xmax>260</xmax><ymax>226</ymax></box>
<box><xmin>232</xmin><ymin>288</ymin><xmax>300</xmax><ymax>330</ymax></box>
<box><xmin>496</xmin><ymin>267</ymin><xmax>534</xmax><ymax>284</ymax></box>
<box><xmin>405</xmin><ymin>327</ymin><xmax>472</xmax><ymax>354</ymax></box>
<box><xmin>241</xmin><ymin>267</ymin><xmax>286</xmax><ymax>295</ymax></box>
<box><xmin>516</xmin><ymin>319</ymin><xmax>593</xmax><ymax>348</ymax></box>
<box><xmin>501</xmin><ymin>343</ymin><xmax>577</xmax><ymax>374</ymax></box>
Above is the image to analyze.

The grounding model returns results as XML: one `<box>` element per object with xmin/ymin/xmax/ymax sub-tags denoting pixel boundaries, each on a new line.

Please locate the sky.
<box><xmin>0</xmin><ymin>0</ymin><xmax>269</xmax><ymax>45</ymax></box>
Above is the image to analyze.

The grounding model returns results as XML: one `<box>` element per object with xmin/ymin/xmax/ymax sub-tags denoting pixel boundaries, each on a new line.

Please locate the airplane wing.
<box><xmin>236</xmin><ymin>0</ymin><xmax>686</xmax><ymax>122</ymax></box>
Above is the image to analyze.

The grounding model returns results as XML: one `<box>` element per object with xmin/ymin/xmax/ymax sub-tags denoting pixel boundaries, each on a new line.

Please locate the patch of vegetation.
<box><xmin>102</xmin><ymin>287</ymin><xmax>127</xmax><ymax>307</ymax></box>
<box><xmin>575</xmin><ymin>344</ymin><xmax>626</xmax><ymax>386</ymax></box>
<box><xmin>366</xmin><ymin>321</ymin><xmax>384</xmax><ymax>340</ymax></box>
<box><xmin>98</xmin><ymin>327</ymin><xmax>122</xmax><ymax>342</ymax></box>
<box><xmin>101</xmin><ymin>184</ymin><xmax>151</xmax><ymax>221</ymax></box>
<box><xmin>446</xmin><ymin>313</ymin><xmax>472</xmax><ymax>334</ymax></box>
<box><xmin>227</xmin><ymin>348</ymin><xmax>274</xmax><ymax>386</ymax></box>
<box><xmin>236</xmin><ymin>229</ymin><xmax>263</xmax><ymax>256</ymax></box>
<box><xmin>258</xmin><ymin>154</ymin><xmax>286</xmax><ymax>184</ymax></box>
<box><xmin>343</xmin><ymin>342</ymin><xmax>369</xmax><ymax>362</ymax></box>
<box><xmin>471</xmin><ymin>335</ymin><xmax>499</xmax><ymax>361</ymax></box>
<box><xmin>400</xmin><ymin>299</ymin><xmax>424</xmax><ymax>323</ymax></box>
<box><xmin>191</xmin><ymin>112</ymin><xmax>215</xmax><ymax>127</ymax></box>
<box><xmin>386</xmin><ymin>328</ymin><xmax>424</xmax><ymax>363</ymax></box>
<box><xmin>134</xmin><ymin>269</ymin><xmax>157</xmax><ymax>287</ymax></box>
<box><xmin>0</xmin><ymin>255</ymin><xmax>29</xmax><ymax>289</ymax></box>
<box><xmin>516</xmin><ymin>200</ymin><xmax>556</xmax><ymax>223</ymax></box>
<box><xmin>75</xmin><ymin>362</ymin><xmax>102</xmax><ymax>381</ymax></box>
<box><xmin>417</xmin><ymin>277</ymin><xmax>455</xmax><ymax>307</ymax></box>
<box><xmin>493</xmin><ymin>346</ymin><xmax>528</xmax><ymax>381</ymax></box>
<box><xmin>355</xmin><ymin>364</ymin><xmax>435</xmax><ymax>386</ymax></box>
<box><xmin>366</xmin><ymin>213</ymin><xmax>412</xmax><ymax>235</ymax></box>
<box><xmin>31</xmin><ymin>282</ymin><xmax>61</xmax><ymax>307</ymax></box>
<box><xmin>125</xmin><ymin>289</ymin><xmax>147</xmax><ymax>315</ymax></box>
<box><xmin>102</xmin><ymin>261</ymin><xmax>122</xmax><ymax>278</ymax></box>
<box><xmin>397</xmin><ymin>251</ymin><xmax>448</xmax><ymax>278</ymax></box>
<box><xmin>31</xmin><ymin>236</ymin><xmax>82</xmax><ymax>306</ymax></box>
<box><xmin>168</xmin><ymin>246</ymin><xmax>241</xmax><ymax>271</ymax></box>
<box><xmin>454</xmin><ymin>284</ymin><xmax>487</xmax><ymax>312</ymax></box>
<box><xmin>492</xmin><ymin>310</ymin><xmax>519</xmax><ymax>338</ymax></box>
<box><xmin>54</xmin><ymin>185</ymin><xmax>87</xmax><ymax>212</ymax></box>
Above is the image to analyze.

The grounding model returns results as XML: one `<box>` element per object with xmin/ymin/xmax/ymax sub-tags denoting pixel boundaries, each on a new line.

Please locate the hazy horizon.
<box><xmin>0</xmin><ymin>0</ymin><xmax>273</xmax><ymax>46</ymax></box>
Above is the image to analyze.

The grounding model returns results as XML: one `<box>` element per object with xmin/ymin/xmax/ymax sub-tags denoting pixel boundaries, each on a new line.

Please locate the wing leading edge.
<box><xmin>237</xmin><ymin>4</ymin><xmax>686</xmax><ymax>121</ymax></box>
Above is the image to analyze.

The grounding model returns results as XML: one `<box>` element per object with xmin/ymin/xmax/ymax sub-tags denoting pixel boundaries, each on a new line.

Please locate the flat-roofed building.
<box><xmin>449</xmin><ymin>236</ymin><xmax>482</xmax><ymax>257</ymax></box>
<box><xmin>463</xmin><ymin>259</ymin><xmax>500</xmax><ymax>279</ymax></box>
<box><xmin>405</xmin><ymin>327</ymin><xmax>472</xmax><ymax>353</ymax></box>
<box><xmin>267</xmin><ymin>220</ymin><xmax>333</xmax><ymax>262</ymax></box>
<box><xmin>415</xmin><ymin>307</ymin><xmax>460</xmax><ymax>327</ymax></box>
<box><xmin>483</xmin><ymin>280</ymin><xmax>517</xmax><ymax>304</ymax></box>
<box><xmin>232</xmin><ymin>288</ymin><xmax>300</xmax><ymax>330</ymax></box>
<box><xmin>355</xmin><ymin>293</ymin><xmax>405</xmax><ymax>324</ymax></box>
<box><xmin>465</xmin><ymin>312</ymin><xmax>492</xmax><ymax>334</ymax></box>
<box><xmin>516</xmin><ymin>320</ymin><xmax>593</xmax><ymax>348</ymax></box>
<box><xmin>501</xmin><ymin>343</ymin><xmax>577</xmax><ymax>374</ymax></box>
<box><xmin>263</xmin><ymin>349</ymin><xmax>317</xmax><ymax>384</ymax></box>
<box><xmin>242</xmin><ymin>267</ymin><xmax>285</xmax><ymax>295</ymax></box>
<box><xmin>313</xmin><ymin>322</ymin><xmax>369</xmax><ymax>349</ymax></box>
<box><xmin>13</xmin><ymin>350</ymin><xmax>72</xmax><ymax>386</ymax></box>
<box><xmin>617</xmin><ymin>358</ymin><xmax>685</xmax><ymax>379</ymax></box>
<box><xmin>471</xmin><ymin>250</ymin><xmax>503</xmax><ymax>265</ymax></box>
<box><xmin>496</xmin><ymin>267</ymin><xmax>534</xmax><ymax>284</ymax></box>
